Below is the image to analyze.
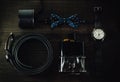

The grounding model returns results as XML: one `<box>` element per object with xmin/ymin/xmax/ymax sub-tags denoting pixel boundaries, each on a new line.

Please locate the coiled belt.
<box><xmin>5</xmin><ymin>33</ymin><xmax>53</xmax><ymax>75</ymax></box>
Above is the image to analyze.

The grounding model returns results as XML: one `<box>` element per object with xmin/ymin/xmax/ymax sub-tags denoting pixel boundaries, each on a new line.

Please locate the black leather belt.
<box><xmin>5</xmin><ymin>33</ymin><xmax>53</xmax><ymax>75</ymax></box>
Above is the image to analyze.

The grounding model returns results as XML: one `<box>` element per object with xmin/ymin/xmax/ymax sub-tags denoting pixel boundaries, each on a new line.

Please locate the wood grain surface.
<box><xmin>0</xmin><ymin>0</ymin><xmax>119</xmax><ymax>82</ymax></box>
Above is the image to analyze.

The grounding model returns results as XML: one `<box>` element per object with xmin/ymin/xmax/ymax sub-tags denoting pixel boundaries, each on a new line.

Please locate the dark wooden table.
<box><xmin>0</xmin><ymin>0</ymin><xmax>119</xmax><ymax>82</ymax></box>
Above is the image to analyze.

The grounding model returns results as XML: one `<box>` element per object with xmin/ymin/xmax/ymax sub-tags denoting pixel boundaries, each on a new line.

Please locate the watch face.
<box><xmin>92</xmin><ymin>28</ymin><xmax>105</xmax><ymax>40</ymax></box>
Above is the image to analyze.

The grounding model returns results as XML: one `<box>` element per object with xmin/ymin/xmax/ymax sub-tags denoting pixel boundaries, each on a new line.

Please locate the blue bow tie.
<box><xmin>50</xmin><ymin>13</ymin><xmax>82</xmax><ymax>28</ymax></box>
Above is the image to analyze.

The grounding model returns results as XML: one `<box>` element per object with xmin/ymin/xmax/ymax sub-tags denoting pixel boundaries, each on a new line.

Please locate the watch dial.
<box><xmin>92</xmin><ymin>28</ymin><xmax>105</xmax><ymax>40</ymax></box>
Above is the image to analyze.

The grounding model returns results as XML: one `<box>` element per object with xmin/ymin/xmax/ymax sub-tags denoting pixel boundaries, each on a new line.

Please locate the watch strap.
<box><xmin>94</xmin><ymin>41</ymin><xmax>104</xmax><ymax>76</ymax></box>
